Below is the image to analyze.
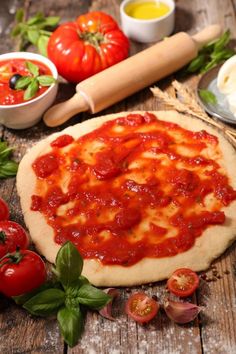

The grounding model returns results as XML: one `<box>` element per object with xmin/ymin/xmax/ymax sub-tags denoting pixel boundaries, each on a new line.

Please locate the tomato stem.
<box><xmin>0</xmin><ymin>231</ymin><xmax>6</xmax><ymax>244</ymax></box>
<box><xmin>79</xmin><ymin>31</ymin><xmax>104</xmax><ymax>51</ymax></box>
<box><xmin>0</xmin><ymin>248</ymin><xmax>24</xmax><ymax>265</ymax></box>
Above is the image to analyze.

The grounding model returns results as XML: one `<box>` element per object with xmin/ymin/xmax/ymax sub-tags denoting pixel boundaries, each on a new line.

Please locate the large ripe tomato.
<box><xmin>0</xmin><ymin>198</ymin><xmax>9</xmax><ymax>221</ymax></box>
<box><xmin>0</xmin><ymin>249</ymin><xmax>46</xmax><ymax>297</ymax></box>
<box><xmin>125</xmin><ymin>292</ymin><xmax>159</xmax><ymax>324</ymax></box>
<box><xmin>47</xmin><ymin>11</ymin><xmax>129</xmax><ymax>83</ymax></box>
<box><xmin>167</xmin><ymin>268</ymin><xmax>199</xmax><ymax>297</ymax></box>
<box><xmin>0</xmin><ymin>221</ymin><xmax>29</xmax><ymax>259</ymax></box>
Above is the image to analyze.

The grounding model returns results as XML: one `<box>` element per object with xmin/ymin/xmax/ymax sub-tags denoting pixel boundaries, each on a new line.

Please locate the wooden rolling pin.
<box><xmin>44</xmin><ymin>25</ymin><xmax>222</xmax><ymax>127</ymax></box>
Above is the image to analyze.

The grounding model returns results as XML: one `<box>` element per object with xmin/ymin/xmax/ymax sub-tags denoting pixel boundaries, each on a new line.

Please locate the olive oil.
<box><xmin>125</xmin><ymin>1</ymin><xmax>170</xmax><ymax>20</ymax></box>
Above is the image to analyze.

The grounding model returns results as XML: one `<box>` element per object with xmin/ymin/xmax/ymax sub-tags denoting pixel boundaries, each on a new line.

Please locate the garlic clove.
<box><xmin>163</xmin><ymin>299</ymin><xmax>202</xmax><ymax>324</ymax></box>
<box><xmin>99</xmin><ymin>288</ymin><xmax>120</xmax><ymax>321</ymax></box>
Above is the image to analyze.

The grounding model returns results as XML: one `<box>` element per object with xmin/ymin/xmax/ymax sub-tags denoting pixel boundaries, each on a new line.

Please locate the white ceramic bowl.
<box><xmin>120</xmin><ymin>0</ymin><xmax>175</xmax><ymax>43</ymax></box>
<box><xmin>0</xmin><ymin>52</ymin><xmax>58</xmax><ymax>129</ymax></box>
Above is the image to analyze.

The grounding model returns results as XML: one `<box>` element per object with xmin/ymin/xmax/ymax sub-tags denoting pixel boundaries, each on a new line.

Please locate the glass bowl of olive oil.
<box><xmin>120</xmin><ymin>0</ymin><xmax>175</xmax><ymax>43</ymax></box>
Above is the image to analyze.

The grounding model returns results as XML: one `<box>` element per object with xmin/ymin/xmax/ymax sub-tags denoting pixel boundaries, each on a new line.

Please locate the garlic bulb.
<box><xmin>164</xmin><ymin>299</ymin><xmax>201</xmax><ymax>324</ymax></box>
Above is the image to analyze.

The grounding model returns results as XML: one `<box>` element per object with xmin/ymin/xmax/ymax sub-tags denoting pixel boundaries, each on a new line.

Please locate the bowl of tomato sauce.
<box><xmin>0</xmin><ymin>52</ymin><xmax>58</xmax><ymax>129</ymax></box>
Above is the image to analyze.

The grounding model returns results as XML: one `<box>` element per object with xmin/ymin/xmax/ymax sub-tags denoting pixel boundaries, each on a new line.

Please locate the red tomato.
<box><xmin>125</xmin><ymin>292</ymin><xmax>159</xmax><ymax>324</ymax></box>
<box><xmin>0</xmin><ymin>198</ymin><xmax>9</xmax><ymax>221</ymax></box>
<box><xmin>0</xmin><ymin>249</ymin><xmax>46</xmax><ymax>297</ymax></box>
<box><xmin>167</xmin><ymin>268</ymin><xmax>200</xmax><ymax>297</ymax></box>
<box><xmin>47</xmin><ymin>11</ymin><xmax>129</xmax><ymax>82</ymax></box>
<box><xmin>0</xmin><ymin>221</ymin><xmax>29</xmax><ymax>259</ymax></box>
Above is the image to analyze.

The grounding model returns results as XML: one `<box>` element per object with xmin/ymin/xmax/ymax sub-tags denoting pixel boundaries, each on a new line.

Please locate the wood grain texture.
<box><xmin>0</xmin><ymin>0</ymin><xmax>236</xmax><ymax>353</ymax></box>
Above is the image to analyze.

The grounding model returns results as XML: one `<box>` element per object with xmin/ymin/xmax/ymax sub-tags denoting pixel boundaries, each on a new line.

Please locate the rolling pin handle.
<box><xmin>192</xmin><ymin>24</ymin><xmax>223</xmax><ymax>50</ymax></box>
<box><xmin>43</xmin><ymin>93</ymin><xmax>89</xmax><ymax>127</ymax></box>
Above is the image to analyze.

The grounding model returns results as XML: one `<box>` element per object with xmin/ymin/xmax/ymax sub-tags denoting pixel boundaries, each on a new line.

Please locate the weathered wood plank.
<box><xmin>1</xmin><ymin>0</ymin><xmax>236</xmax><ymax>353</ymax></box>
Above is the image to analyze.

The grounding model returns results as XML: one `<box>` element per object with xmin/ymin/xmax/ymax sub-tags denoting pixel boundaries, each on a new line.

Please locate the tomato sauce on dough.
<box><xmin>31</xmin><ymin>113</ymin><xmax>236</xmax><ymax>266</ymax></box>
<box><xmin>0</xmin><ymin>59</ymin><xmax>51</xmax><ymax>105</ymax></box>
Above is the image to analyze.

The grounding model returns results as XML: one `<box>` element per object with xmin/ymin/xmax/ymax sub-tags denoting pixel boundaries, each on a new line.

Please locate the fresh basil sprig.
<box><xmin>0</xmin><ymin>140</ymin><xmax>18</xmax><ymax>179</ymax></box>
<box><xmin>187</xmin><ymin>30</ymin><xmax>235</xmax><ymax>73</ymax></box>
<box><xmin>199</xmin><ymin>89</ymin><xmax>217</xmax><ymax>105</ymax></box>
<box><xmin>15</xmin><ymin>61</ymin><xmax>56</xmax><ymax>101</ymax></box>
<box><xmin>11</xmin><ymin>9</ymin><xmax>60</xmax><ymax>56</ymax></box>
<box><xmin>14</xmin><ymin>242</ymin><xmax>111</xmax><ymax>348</ymax></box>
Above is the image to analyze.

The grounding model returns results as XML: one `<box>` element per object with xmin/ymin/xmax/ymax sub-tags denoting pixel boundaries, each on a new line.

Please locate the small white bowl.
<box><xmin>0</xmin><ymin>52</ymin><xmax>58</xmax><ymax>129</ymax></box>
<box><xmin>120</xmin><ymin>0</ymin><xmax>175</xmax><ymax>43</ymax></box>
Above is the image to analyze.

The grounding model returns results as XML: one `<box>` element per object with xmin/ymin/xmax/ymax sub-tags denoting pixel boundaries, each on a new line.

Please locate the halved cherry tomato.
<box><xmin>125</xmin><ymin>292</ymin><xmax>159</xmax><ymax>324</ymax></box>
<box><xmin>0</xmin><ymin>63</ymin><xmax>13</xmax><ymax>83</ymax></box>
<box><xmin>0</xmin><ymin>221</ymin><xmax>29</xmax><ymax>259</ymax></box>
<box><xmin>0</xmin><ymin>249</ymin><xmax>46</xmax><ymax>297</ymax></box>
<box><xmin>0</xmin><ymin>198</ymin><xmax>9</xmax><ymax>221</ymax></box>
<box><xmin>167</xmin><ymin>268</ymin><xmax>199</xmax><ymax>297</ymax></box>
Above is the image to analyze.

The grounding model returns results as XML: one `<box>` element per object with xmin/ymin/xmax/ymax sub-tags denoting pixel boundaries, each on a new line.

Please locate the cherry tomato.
<box><xmin>0</xmin><ymin>249</ymin><xmax>46</xmax><ymax>297</ymax></box>
<box><xmin>0</xmin><ymin>197</ymin><xmax>9</xmax><ymax>221</ymax></box>
<box><xmin>125</xmin><ymin>292</ymin><xmax>159</xmax><ymax>324</ymax></box>
<box><xmin>47</xmin><ymin>11</ymin><xmax>129</xmax><ymax>82</ymax></box>
<box><xmin>167</xmin><ymin>268</ymin><xmax>199</xmax><ymax>297</ymax></box>
<box><xmin>0</xmin><ymin>221</ymin><xmax>29</xmax><ymax>259</ymax></box>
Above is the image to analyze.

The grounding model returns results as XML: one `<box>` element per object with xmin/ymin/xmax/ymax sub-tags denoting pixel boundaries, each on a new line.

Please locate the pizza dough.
<box><xmin>16</xmin><ymin>111</ymin><xmax>236</xmax><ymax>286</ymax></box>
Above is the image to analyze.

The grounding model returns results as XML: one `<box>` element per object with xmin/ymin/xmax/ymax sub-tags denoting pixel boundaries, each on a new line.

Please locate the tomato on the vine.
<box><xmin>0</xmin><ymin>221</ymin><xmax>29</xmax><ymax>259</ymax></box>
<box><xmin>0</xmin><ymin>197</ymin><xmax>9</xmax><ymax>221</ymax></box>
<box><xmin>0</xmin><ymin>249</ymin><xmax>46</xmax><ymax>297</ymax></box>
<box><xmin>167</xmin><ymin>268</ymin><xmax>199</xmax><ymax>297</ymax></box>
<box><xmin>125</xmin><ymin>292</ymin><xmax>159</xmax><ymax>324</ymax></box>
<box><xmin>47</xmin><ymin>11</ymin><xmax>129</xmax><ymax>82</ymax></box>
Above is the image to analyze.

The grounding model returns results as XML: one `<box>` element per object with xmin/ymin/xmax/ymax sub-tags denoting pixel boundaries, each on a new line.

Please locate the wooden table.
<box><xmin>1</xmin><ymin>1</ymin><xmax>236</xmax><ymax>353</ymax></box>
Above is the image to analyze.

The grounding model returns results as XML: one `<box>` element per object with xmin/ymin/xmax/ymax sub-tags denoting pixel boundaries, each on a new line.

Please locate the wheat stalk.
<box><xmin>150</xmin><ymin>84</ymin><xmax>236</xmax><ymax>144</ymax></box>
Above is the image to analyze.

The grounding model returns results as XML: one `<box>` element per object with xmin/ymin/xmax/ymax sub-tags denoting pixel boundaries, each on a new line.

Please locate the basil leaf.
<box><xmin>186</xmin><ymin>54</ymin><xmax>206</xmax><ymax>73</ymax></box>
<box><xmin>13</xmin><ymin>281</ymin><xmax>62</xmax><ymax>305</ymax></box>
<box><xmin>15</xmin><ymin>8</ymin><xmax>24</xmax><ymax>23</ymax></box>
<box><xmin>37</xmin><ymin>75</ymin><xmax>56</xmax><ymax>86</ymax></box>
<box><xmin>15</xmin><ymin>76</ymin><xmax>32</xmax><ymax>90</ymax></box>
<box><xmin>0</xmin><ymin>161</ymin><xmax>18</xmax><ymax>178</ymax></box>
<box><xmin>24</xmin><ymin>78</ymin><xmax>39</xmax><ymax>100</ymax></box>
<box><xmin>25</xmin><ymin>61</ymin><xmax>39</xmax><ymax>77</ymax></box>
<box><xmin>11</xmin><ymin>23</ymin><xmax>23</xmax><ymax>37</ymax></box>
<box><xmin>55</xmin><ymin>241</ymin><xmax>83</xmax><ymax>289</ymax></box>
<box><xmin>199</xmin><ymin>89</ymin><xmax>217</xmax><ymax>105</ymax></box>
<box><xmin>76</xmin><ymin>284</ymin><xmax>111</xmax><ymax>310</ymax></box>
<box><xmin>27</xmin><ymin>29</ymin><xmax>40</xmax><ymax>45</ymax></box>
<box><xmin>38</xmin><ymin>35</ymin><xmax>49</xmax><ymax>56</ymax></box>
<box><xmin>57</xmin><ymin>306</ymin><xmax>84</xmax><ymax>348</ymax></box>
<box><xmin>0</xmin><ymin>147</ymin><xmax>13</xmax><ymax>160</ymax></box>
<box><xmin>23</xmin><ymin>289</ymin><xmax>65</xmax><ymax>316</ymax></box>
<box><xmin>44</xmin><ymin>16</ymin><xmax>60</xmax><ymax>27</ymax></box>
<box><xmin>0</xmin><ymin>142</ymin><xmax>8</xmax><ymax>152</ymax></box>
<box><xmin>214</xmin><ymin>30</ymin><xmax>230</xmax><ymax>53</ymax></box>
<box><xmin>27</xmin><ymin>12</ymin><xmax>44</xmax><ymax>26</ymax></box>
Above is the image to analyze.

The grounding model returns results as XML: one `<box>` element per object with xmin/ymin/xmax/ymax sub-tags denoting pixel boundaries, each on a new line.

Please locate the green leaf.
<box><xmin>25</xmin><ymin>61</ymin><xmax>39</xmax><ymax>77</ymax></box>
<box><xmin>27</xmin><ymin>12</ymin><xmax>44</xmax><ymax>26</ymax></box>
<box><xmin>57</xmin><ymin>306</ymin><xmax>84</xmax><ymax>348</ymax></box>
<box><xmin>0</xmin><ymin>147</ymin><xmax>13</xmax><ymax>160</ymax></box>
<box><xmin>75</xmin><ymin>284</ymin><xmax>111</xmax><ymax>310</ymax></box>
<box><xmin>44</xmin><ymin>16</ymin><xmax>60</xmax><ymax>27</ymax></box>
<box><xmin>24</xmin><ymin>78</ymin><xmax>39</xmax><ymax>100</ymax></box>
<box><xmin>55</xmin><ymin>241</ymin><xmax>83</xmax><ymax>289</ymax></box>
<box><xmin>23</xmin><ymin>289</ymin><xmax>65</xmax><ymax>316</ymax></box>
<box><xmin>186</xmin><ymin>54</ymin><xmax>206</xmax><ymax>73</ymax></box>
<box><xmin>15</xmin><ymin>8</ymin><xmax>24</xmax><ymax>23</ymax></box>
<box><xmin>13</xmin><ymin>281</ymin><xmax>62</xmax><ymax>305</ymax></box>
<box><xmin>15</xmin><ymin>76</ymin><xmax>32</xmax><ymax>90</ymax></box>
<box><xmin>37</xmin><ymin>35</ymin><xmax>49</xmax><ymax>56</ymax></box>
<box><xmin>27</xmin><ymin>29</ymin><xmax>40</xmax><ymax>45</ymax></box>
<box><xmin>214</xmin><ymin>30</ymin><xmax>230</xmax><ymax>53</ymax></box>
<box><xmin>0</xmin><ymin>142</ymin><xmax>8</xmax><ymax>152</ymax></box>
<box><xmin>0</xmin><ymin>161</ymin><xmax>18</xmax><ymax>178</ymax></box>
<box><xmin>11</xmin><ymin>23</ymin><xmax>23</xmax><ymax>37</ymax></box>
<box><xmin>37</xmin><ymin>75</ymin><xmax>56</xmax><ymax>86</ymax></box>
<box><xmin>199</xmin><ymin>89</ymin><xmax>217</xmax><ymax>105</ymax></box>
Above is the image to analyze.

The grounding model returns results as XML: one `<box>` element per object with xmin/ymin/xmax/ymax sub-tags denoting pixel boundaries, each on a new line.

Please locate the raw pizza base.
<box><xmin>16</xmin><ymin>111</ymin><xmax>236</xmax><ymax>286</ymax></box>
